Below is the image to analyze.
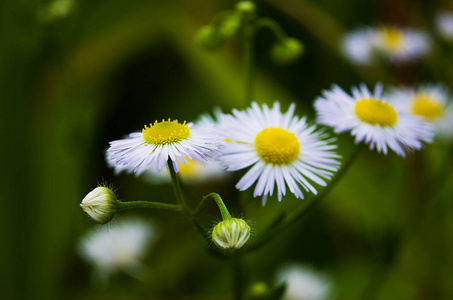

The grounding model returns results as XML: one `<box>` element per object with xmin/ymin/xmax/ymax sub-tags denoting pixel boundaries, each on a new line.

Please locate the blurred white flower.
<box><xmin>314</xmin><ymin>83</ymin><xmax>433</xmax><ymax>156</ymax></box>
<box><xmin>342</xmin><ymin>26</ymin><xmax>430</xmax><ymax>64</ymax></box>
<box><xmin>435</xmin><ymin>12</ymin><xmax>453</xmax><ymax>41</ymax></box>
<box><xmin>277</xmin><ymin>264</ymin><xmax>332</xmax><ymax>300</ymax></box>
<box><xmin>386</xmin><ymin>85</ymin><xmax>453</xmax><ymax>141</ymax></box>
<box><xmin>79</xmin><ymin>218</ymin><xmax>156</xmax><ymax>282</ymax></box>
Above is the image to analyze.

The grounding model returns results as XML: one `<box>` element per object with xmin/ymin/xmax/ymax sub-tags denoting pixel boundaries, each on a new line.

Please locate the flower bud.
<box><xmin>248</xmin><ymin>282</ymin><xmax>270</xmax><ymax>300</ymax></box>
<box><xmin>80</xmin><ymin>186</ymin><xmax>118</xmax><ymax>224</ymax></box>
<box><xmin>212</xmin><ymin>218</ymin><xmax>251</xmax><ymax>250</ymax></box>
<box><xmin>235</xmin><ymin>1</ymin><xmax>256</xmax><ymax>20</ymax></box>
<box><xmin>270</xmin><ymin>38</ymin><xmax>304</xmax><ymax>64</ymax></box>
<box><xmin>196</xmin><ymin>25</ymin><xmax>225</xmax><ymax>51</ymax></box>
<box><xmin>220</xmin><ymin>15</ymin><xmax>242</xmax><ymax>38</ymax></box>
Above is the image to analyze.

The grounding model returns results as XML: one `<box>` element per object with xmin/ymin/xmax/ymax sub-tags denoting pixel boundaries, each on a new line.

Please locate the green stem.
<box><xmin>246</xmin><ymin>145</ymin><xmax>361</xmax><ymax>251</ymax></box>
<box><xmin>194</xmin><ymin>193</ymin><xmax>232</xmax><ymax>220</ymax></box>
<box><xmin>116</xmin><ymin>201</ymin><xmax>182</xmax><ymax>212</ymax></box>
<box><xmin>167</xmin><ymin>160</ymin><xmax>207</xmax><ymax>237</ymax></box>
<box><xmin>232</xmin><ymin>253</ymin><xmax>245</xmax><ymax>300</ymax></box>
<box><xmin>256</xmin><ymin>17</ymin><xmax>287</xmax><ymax>41</ymax></box>
<box><xmin>244</xmin><ymin>23</ymin><xmax>255</xmax><ymax>104</ymax></box>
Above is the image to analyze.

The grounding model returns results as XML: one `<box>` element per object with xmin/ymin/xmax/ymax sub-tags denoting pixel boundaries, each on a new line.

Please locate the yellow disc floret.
<box><xmin>255</xmin><ymin>128</ymin><xmax>300</xmax><ymax>165</ymax></box>
<box><xmin>379</xmin><ymin>27</ymin><xmax>403</xmax><ymax>52</ymax></box>
<box><xmin>355</xmin><ymin>98</ymin><xmax>398</xmax><ymax>127</ymax></box>
<box><xmin>142</xmin><ymin>119</ymin><xmax>190</xmax><ymax>145</ymax></box>
<box><xmin>411</xmin><ymin>93</ymin><xmax>444</xmax><ymax>120</ymax></box>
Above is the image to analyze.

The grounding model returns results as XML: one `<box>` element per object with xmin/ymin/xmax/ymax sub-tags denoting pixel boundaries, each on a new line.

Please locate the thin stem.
<box><xmin>244</xmin><ymin>24</ymin><xmax>255</xmax><ymax>104</ymax></box>
<box><xmin>246</xmin><ymin>145</ymin><xmax>361</xmax><ymax>252</ymax></box>
<box><xmin>256</xmin><ymin>18</ymin><xmax>287</xmax><ymax>41</ymax></box>
<box><xmin>116</xmin><ymin>201</ymin><xmax>182</xmax><ymax>212</ymax></box>
<box><xmin>167</xmin><ymin>160</ymin><xmax>207</xmax><ymax>237</ymax></box>
<box><xmin>232</xmin><ymin>253</ymin><xmax>245</xmax><ymax>300</ymax></box>
<box><xmin>194</xmin><ymin>193</ymin><xmax>232</xmax><ymax>220</ymax></box>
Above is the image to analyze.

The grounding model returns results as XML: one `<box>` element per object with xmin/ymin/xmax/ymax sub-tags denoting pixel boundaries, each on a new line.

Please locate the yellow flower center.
<box><xmin>178</xmin><ymin>158</ymin><xmax>200</xmax><ymax>177</ymax></box>
<box><xmin>255</xmin><ymin>128</ymin><xmax>300</xmax><ymax>165</ymax></box>
<box><xmin>142</xmin><ymin>119</ymin><xmax>190</xmax><ymax>145</ymax></box>
<box><xmin>411</xmin><ymin>93</ymin><xmax>444</xmax><ymax>120</ymax></box>
<box><xmin>355</xmin><ymin>98</ymin><xmax>398</xmax><ymax>127</ymax></box>
<box><xmin>379</xmin><ymin>27</ymin><xmax>403</xmax><ymax>52</ymax></box>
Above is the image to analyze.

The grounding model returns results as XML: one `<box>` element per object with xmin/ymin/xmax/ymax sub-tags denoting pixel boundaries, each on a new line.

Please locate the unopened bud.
<box><xmin>196</xmin><ymin>25</ymin><xmax>225</xmax><ymax>51</ymax></box>
<box><xmin>235</xmin><ymin>1</ymin><xmax>256</xmax><ymax>21</ymax></box>
<box><xmin>220</xmin><ymin>15</ymin><xmax>242</xmax><ymax>38</ymax></box>
<box><xmin>271</xmin><ymin>38</ymin><xmax>304</xmax><ymax>64</ymax></box>
<box><xmin>212</xmin><ymin>218</ymin><xmax>251</xmax><ymax>250</ymax></box>
<box><xmin>248</xmin><ymin>282</ymin><xmax>270</xmax><ymax>300</ymax></box>
<box><xmin>80</xmin><ymin>186</ymin><xmax>118</xmax><ymax>224</ymax></box>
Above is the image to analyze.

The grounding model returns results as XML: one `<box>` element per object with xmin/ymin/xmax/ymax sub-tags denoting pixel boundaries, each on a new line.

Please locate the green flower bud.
<box><xmin>248</xmin><ymin>282</ymin><xmax>270</xmax><ymax>300</ymax></box>
<box><xmin>235</xmin><ymin>1</ymin><xmax>256</xmax><ymax>21</ymax></box>
<box><xmin>212</xmin><ymin>218</ymin><xmax>251</xmax><ymax>250</ymax></box>
<box><xmin>220</xmin><ymin>15</ymin><xmax>242</xmax><ymax>38</ymax></box>
<box><xmin>80</xmin><ymin>186</ymin><xmax>118</xmax><ymax>224</ymax></box>
<box><xmin>271</xmin><ymin>38</ymin><xmax>304</xmax><ymax>64</ymax></box>
<box><xmin>196</xmin><ymin>25</ymin><xmax>225</xmax><ymax>51</ymax></box>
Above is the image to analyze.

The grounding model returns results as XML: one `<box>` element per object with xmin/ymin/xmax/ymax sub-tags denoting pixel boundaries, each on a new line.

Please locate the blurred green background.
<box><xmin>2</xmin><ymin>0</ymin><xmax>453</xmax><ymax>299</ymax></box>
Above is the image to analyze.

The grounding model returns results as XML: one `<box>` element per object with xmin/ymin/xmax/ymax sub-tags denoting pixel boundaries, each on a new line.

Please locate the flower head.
<box><xmin>80</xmin><ymin>186</ymin><xmax>118</xmax><ymax>224</ymax></box>
<box><xmin>79</xmin><ymin>218</ymin><xmax>155</xmax><ymax>282</ymax></box>
<box><xmin>212</xmin><ymin>218</ymin><xmax>251</xmax><ymax>250</ymax></box>
<box><xmin>435</xmin><ymin>12</ymin><xmax>453</xmax><ymax>41</ymax></box>
<box><xmin>218</xmin><ymin>102</ymin><xmax>340</xmax><ymax>204</ymax></box>
<box><xmin>277</xmin><ymin>264</ymin><xmax>332</xmax><ymax>300</ymax></box>
<box><xmin>107</xmin><ymin>118</ymin><xmax>219</xmax><ymax>175</ymax></box>
<box><xmin>342</xmin><ymin>26</ymin><xmax>430</xmax><ymax>64</ymax></box>
<box><xmin>314</xmin><ymin>84</ymin><xmax>433</xmax><ymax>156</ymax></box>
<box><xmin>386</xmin><ymin>85</ymin><xmax>453</xmax><ymax>141</ymax></box>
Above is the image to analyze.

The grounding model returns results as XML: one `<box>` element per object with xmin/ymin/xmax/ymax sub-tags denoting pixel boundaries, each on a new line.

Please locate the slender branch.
<box><xmin>116</xmin><ymin>200</ymin><xmax>182</xmax><ymax>212</ymax></box>
<box><xmin>256</xmin><ymin>18</ymin><xmax>287</xmax><ymax>41</ymax></box>
<box><xmin>167</xmin><ymin>160</ymin><xmax>207</xmax><ymax>237</ymax></box>
<box><xmin>194</xmin><ymin>192</ymin><xmax>232</xmax><ymax>220</ymax></box>
<box><xmin>232</xmin><ymin>253</ymin><xmax>245</xmax><ymax>300</ymax></box>
<box><xmin>246</xmin><ymin>145</ymin><xmax>361</xmax><ymax>251</ymax></box>
<box><xmin>244</xmin><ymin>24</ymin><xmax>255</xmax><ymax>103</ymax></box>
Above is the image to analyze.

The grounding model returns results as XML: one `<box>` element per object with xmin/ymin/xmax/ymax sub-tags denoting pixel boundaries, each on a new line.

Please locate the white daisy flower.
<box><xmin>276</xmin><ymin>264</ymin><xmax>333</xmax><ymax>300</ymax></box>
<box><xmin>107</xmin><ymin>119</ymin><xmax>219</xmax><ymax>175</ymax></box>
<box><xmin>435</xmin><ymin>12</ymin><xmax>453</xmax><ymax>41</ymax></box>
<box><xmin>386</xmin><ymin>85</ymin><xmax>453</xmax><ymax>141</ymax></box>
<box><xmin>79</xmin><ymin>218</ymin><xmax>155</xmax><ymax>282</ymax></box>
<box><xmin>342</xmin><ymin>26</ymin><xmax>430</xmax><ymax>64</ymax></box>
<box><xmin>314</xmin><ymin>84</ymin><xmax>434</xmax><ymax>157</ymax></box>
<box><xmin>218</xmin><ymin>102</ymin><xmax>340</xmax><ymax>204</ymax></box>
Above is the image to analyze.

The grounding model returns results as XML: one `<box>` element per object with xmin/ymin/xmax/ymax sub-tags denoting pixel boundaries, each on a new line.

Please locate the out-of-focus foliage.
<box><xmin>1</xmin><ymin>0</ymin><xmax>452</xmax><ymax>299</ymax></box>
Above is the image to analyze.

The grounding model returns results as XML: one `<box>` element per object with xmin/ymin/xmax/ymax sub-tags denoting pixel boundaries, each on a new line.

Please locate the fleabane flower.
<box><xmin>276</xmin><ymin>264</ymin><xmax>333</xmax><ymax>300</ymax></box>
<box><xmin>80</xmin><ymin>186</ymin><xmax>118</xmax><ymax>224</ymax></box>
<box><xmin>314</xmin><ymin>84</ymin><xmax>434</xmax><ymax>156</ymax></box>
<box><xmin>342</xmin><ymin>26</ymin><xmax>430</xmax><ymax>64</ymax></box>
<box><xmin>218</xmin><ymin>102</ymin><xmax>340</xmax><ymax>204</ymax></box>
<box><xmin>107</xmin><ymin>118</ymin><xmax>219</xmax><ymax>175</ymax></box>
<box><xmin>79</xmin><ymin>218</ymin><xmax>155</xmax><ymax>282</ymax></box>
<box><xmin>435</xmin><ymin>12</ymin><xmax>453</xmax><ymax>41</ymax></box>
<box><xmin>386</xmin><ymin>85</ymin><xmax>453</xmax><ymax>140</ymax></box>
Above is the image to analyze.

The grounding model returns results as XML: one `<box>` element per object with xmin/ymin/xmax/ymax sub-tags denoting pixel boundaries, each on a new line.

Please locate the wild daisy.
<box><xmin>342</xmin><ymin>26</ymin><xmax>430</xmax><ymax>64</ymax></box>
<box><xmin>276</xmin><ymin>264</ymin><xmax>332</xmax><ymax>300</ymax></box>
<box><xmin>386</xmin><ymin>85</ymin><xmax>453</xmax><ymax>140</ymax></box>
<box><xmin>435</xmin><ymin>12</ymin><xmax>453</xmax><ymax>41</ymax></box>
<box><xmin>218</xmin><ymin>102</ymin><xmax>340</xmax><ymax>204</ymax></box>
<box><xmin>107</xmin><ymin>118</ymin><xmax>219</xmax><ymax>175</ymax></box>
<box><xmin>79</xmin><ymin>218</ymin><xmax>155</xmax><ymax>282</ymax></box>
<box><xmin>314</xmin><ymin>84</ymin><xmax>433</xmax><ymax>157</ymax></box>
